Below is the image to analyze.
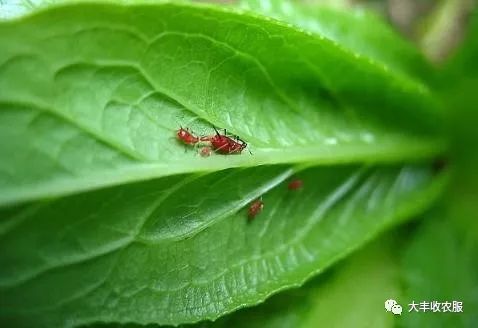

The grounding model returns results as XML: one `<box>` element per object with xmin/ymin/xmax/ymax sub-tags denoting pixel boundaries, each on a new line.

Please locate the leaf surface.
<box><xmin>0</xmin><ymin>2</ymin><xmax>445</xmax><ymax>205</ymax></box>
<box><xmin>0</xmin><ymin>164</ymin><xmax>446</xmax><ymax>327</ymax></box>
<box><xmin>239</xmin><ymin>0</ymin><xmax>433</xmax><ymax>81</ymax></box>
<box><xmin>215</xmin><ymin>238</ymin><xmax>400</xmax><ymax>328</ymax></box>
<box><xmin>0</xmin><ymin>2</ymin><xmax>450</xmax><ymax>326</ymax></box>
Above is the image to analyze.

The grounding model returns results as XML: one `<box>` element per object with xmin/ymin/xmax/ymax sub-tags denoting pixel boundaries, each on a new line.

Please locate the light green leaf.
<box><xmin>0</xmin><ymin>2</ymin><xmax>445</xmax><ymax>206</ymax></box>
<box><xmin>0</xmin><ymin>2</ymin><xmax>450</xmax><ymax>327</ymax></box>
<box><xmin>0</xmin><ymin>164</ymin><xmax>446</xmax><ymax>327</ymax></box>
<box><xmin>239</xmin><ymin>0</ymin><xmax>433</xmax><ymax>80</ymax></box>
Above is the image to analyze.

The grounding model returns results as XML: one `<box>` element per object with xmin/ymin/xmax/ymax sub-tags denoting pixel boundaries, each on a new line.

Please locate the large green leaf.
<box><xmin>0</xmin><ymin>2</ymin><xmax>450</xmax><ymax>327</ymax></box>
<box><xmin>0</xmin><ymin>2</ymin><xmax>445</xmax><ymax>206</ymax></box>
<box><xmin>0</xmin><ymin>164</ymin><xmax>446</xmax><ymax>327</ymax></box>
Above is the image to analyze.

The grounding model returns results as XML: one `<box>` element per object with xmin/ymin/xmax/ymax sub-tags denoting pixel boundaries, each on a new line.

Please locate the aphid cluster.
<box><xmin>175</xmin><ymin>126</ymin><xmax>304</xmax><ymax>221</ymax></box>
<box><xmin>202</xmin><ymin>127</ymin><xmax>248</xmax><ymax>154</ymax></box>
<box><xmin>176</xmin><ymin>126</ymin><xmax>248</xmax><ymax>155</ymax></box>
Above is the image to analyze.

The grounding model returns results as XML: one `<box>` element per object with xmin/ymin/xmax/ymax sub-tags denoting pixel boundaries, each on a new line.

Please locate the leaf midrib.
<box><xmin>1</xmin><ymin>135</ymin><xmax>446</xmax><ymax>207</ymax></box>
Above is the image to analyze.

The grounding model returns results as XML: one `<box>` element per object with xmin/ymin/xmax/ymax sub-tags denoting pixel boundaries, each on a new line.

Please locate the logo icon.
<box><xmin>385</xmin><ymin>299</ymin><xmax>402</xmax><ymax>315</ymax></box>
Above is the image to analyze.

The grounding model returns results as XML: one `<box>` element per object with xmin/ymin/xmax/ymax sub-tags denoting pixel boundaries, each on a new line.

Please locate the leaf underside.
<box><xmin>0</xmin><ymin>164</ymin><xmax>446</xmax><ymax>327</ymax></box>
<box><xmin>0</xmin><ymin>2</ymin><xmax>445</xmax><ymax>205</ymax></box>
<box><xmin>0</xmin><ymin>2</ymin><xmax>449</xmax><ymax>327</ymax></box>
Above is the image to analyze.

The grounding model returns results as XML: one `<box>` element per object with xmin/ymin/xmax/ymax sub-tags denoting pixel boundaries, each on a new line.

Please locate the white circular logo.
<box><xmin>392</xmin><ymin>304</ymin><xmax>403</xmax><ymax>315</ymax></box>
<box><xmin>385</xmin><ymin>299</ymin><xmax>397</xmax><ymax>312</ymax></box>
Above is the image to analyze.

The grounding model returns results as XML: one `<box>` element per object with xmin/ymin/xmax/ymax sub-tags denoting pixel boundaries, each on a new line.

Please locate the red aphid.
<box><xmin>176</xmin><ymin>127</ymin><xmax>199</xmax><ymax>145</ymax></box>
<box><xmin>248</xmin><ymin>199</ymin><xmax>264</xmax><ymax>220</ymax></box>
<box><xmin>288</xmin><ymin>179</ymin><xmax>303</xmax><ymax>190</ymax></box>
<box><xmin>206</xmin><ymin>127</ymin><xmax>248</xmax><ymax>154</ymax></box>
<box><xmin>200</xmin><ymin>146</ymin><xmax>212</xmax><ymax>157</ymax></box>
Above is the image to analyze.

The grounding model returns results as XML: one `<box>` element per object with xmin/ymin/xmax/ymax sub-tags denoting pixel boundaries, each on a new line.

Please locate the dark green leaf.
<box><xmin>400</xmin><ymin>210</ymin><xmax>478</xmax><ymax>328</ymax></box>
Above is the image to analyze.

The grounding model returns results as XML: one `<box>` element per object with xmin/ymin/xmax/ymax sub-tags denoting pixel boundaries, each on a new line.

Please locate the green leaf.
<box><xmin>239</xmin><ymin>0</ymin><xmax>433</xmax><ymax>81</ymax></box>
<box><xmin>0</xmin><ymin>164</ymin><xmax>446</xmax><ymax>327</ymax></box>
<box><xmin>0</xmin><ymin>2</ymin><xmax>445</xmax><ymax>206</ymax></box>
<box><xmin>0</xmin><ymin>2</ymin><xmax>450</xmax><ymax>327</ymax></box>
<box><xmin>77</xmin><ymin>235</ymin><xmax>403</xmax><ymax>328</ymax></box>
<box><xmin>400</xmin><ymin>210</ymin><xmax>478</xmax><ymax>328</ymax></box>
<box><xmin>202</xmin><ymin>236</ymin><xmax>401</xmax><ymax>328</ymax></box>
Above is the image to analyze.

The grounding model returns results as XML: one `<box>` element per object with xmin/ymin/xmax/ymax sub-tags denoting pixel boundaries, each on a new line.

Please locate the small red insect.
<box><xmin>199</xmin><ymin>146</ymin><xmax>212</xmax><ymax>157</ymax></box>
<box><xmin>204</xmin><ymin>127</ymin><xmax>248</xmax><ymax>154</ymax></box>
<box><xmin>248</xmin><ymin>198</ymin><xmax>264</xmax><ymax>220</ymax></box>
<box><xmin>176</xmin><ymin>127</ymin><xmax>199</xmax><ymax>145</ymax></box>
<box><xmin>288</xmin><ymin>179</ymin><xmax>303</xmax><ymax>190</ymax></box>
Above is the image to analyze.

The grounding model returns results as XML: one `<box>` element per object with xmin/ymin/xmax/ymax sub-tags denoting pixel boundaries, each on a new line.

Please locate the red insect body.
<box><xmin>248</xmin><ymin>199</ymin><xmax>264</xmax><ymax>220</ymax></box>
<box><xmin>288</xmin><ymin>179</ymin><xmax>303</xmax><ymax>190</ymax></box>
<box><xmin>199</xmin><ymin>135</ymin><xmax>212</xmax><ymax>142</ymax></box>
<box><xmin>176</xmin><ymin>127</ymin><xmax>199</xmax><ymax>145</ymax></box>
<box><xmin>176</xmin><ymin>126</ymin><xmax>249</xmax><ymax>155</ymax></box>
<box><xmin>208</xmin><ymin>127</ymin><xmax>247</xmax><ymax>154</ymax></box>
<box><xmin>200</xmin><ymin>146</ymin><xmax>212</xmax><ymax>157</ymax></box>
